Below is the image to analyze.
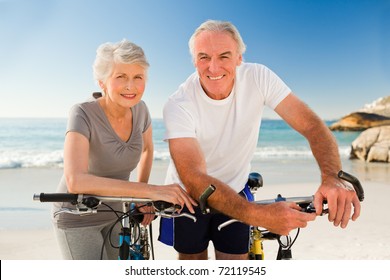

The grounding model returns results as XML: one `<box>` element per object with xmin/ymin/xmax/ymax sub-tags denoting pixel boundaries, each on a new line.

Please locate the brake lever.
<box><xmin>300</xmin><ymin>202</ymin><xmax>328</xmax><ymax>215</ymax></box>
<box><xmin>53</xmin><ymin>207</ymin><xmax>97</xmax><ymax>217</ymax></box>
<box><xmin>158</xmin><ymin>212</ymin><xmax>197</xmax><ymax>222</ymax></box>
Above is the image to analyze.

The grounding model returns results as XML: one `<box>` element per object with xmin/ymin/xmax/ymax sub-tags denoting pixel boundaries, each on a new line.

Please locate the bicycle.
<box><xmin>33</xmin><ymin>193</ymin><xmax>197</xmax><ymax>260</ymax></box>
<box><xmin>201</xmin><ymin>170</ymin><xmax>365</xmax><ymax>260</ymax></box>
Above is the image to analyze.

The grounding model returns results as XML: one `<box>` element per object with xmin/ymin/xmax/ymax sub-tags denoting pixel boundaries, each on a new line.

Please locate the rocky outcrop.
<box><xmin>350</xmin><ymin>126</ymin><xmax>390</xmax><ymax>163</ymax></box>
<box><xmin>329</xmin><ymin>96</ymin><xmax>390</xmax><ymax>131</ymax></box>
<box><xmin>329</xmin><ymin>112</ymin><xmax>390</xmax><ymax>131</ymax></box>
<box><xmin>358</xmin><ymin>96</ymin><xmax>390</xmax><ymax>117</ymax></box>
<box><xmin>330</xmin><ymin>96</ymin><xmax>390</xmax><ymax>163</ymax></box>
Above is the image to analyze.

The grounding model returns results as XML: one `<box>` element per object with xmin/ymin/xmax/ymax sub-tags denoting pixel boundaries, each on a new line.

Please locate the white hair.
<box><xmin>93</xmin><ymin>39</ymin><xmax>149</xmax><ymax>83</ymax></box>
<box><xmin>188</xmin><ymin>20</ymin><xmax>246</xmax><ymax>61</ymax></box>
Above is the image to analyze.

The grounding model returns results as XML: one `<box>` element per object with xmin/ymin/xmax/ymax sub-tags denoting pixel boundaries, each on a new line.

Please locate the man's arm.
<box><xmin>274</xmin><ymin>93</ymin><xmax>361</xmax><ymax>228</ymax></box>
<box><xmin>168</xmin><ymin>137</ymin><xmax>316</xmax><ymax>236</ymax></box>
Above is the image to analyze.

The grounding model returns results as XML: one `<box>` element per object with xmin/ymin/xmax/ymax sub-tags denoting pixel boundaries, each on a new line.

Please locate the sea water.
<box><xmin>0</xmin><ymin>118</ymin><xmax>360</xmax><ymax>170</ymax></box>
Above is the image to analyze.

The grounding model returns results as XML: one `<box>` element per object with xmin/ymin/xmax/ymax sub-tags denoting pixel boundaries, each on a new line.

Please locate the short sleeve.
<box><xmin>255</xmin><ymin>64</ymin><xmax>291</xmax><ymax>109</ymax></box>
<box><xmin>163</xmin><ymin>99</ymin><xmax>196</xmax><ymax>141</ymax></box>
<box><xmin>66</xmin><ymin>104</ymin><xmax>91</xmax><ymax>140</ymax></box>
<box><xmin>141</xmin><ymin>101</ymin><xmax>152</xmax><ymax>133</ymax></box>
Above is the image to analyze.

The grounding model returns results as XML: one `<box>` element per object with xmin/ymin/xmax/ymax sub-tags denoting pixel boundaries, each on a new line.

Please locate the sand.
<box><xmin>0</xmin><ymin>160</ymin><xmax>389</xmax><ymax>260</ymax></box>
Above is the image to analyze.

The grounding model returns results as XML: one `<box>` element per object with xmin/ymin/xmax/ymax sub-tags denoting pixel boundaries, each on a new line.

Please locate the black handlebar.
<box><xmin>33</xmin><ymin>193</ymin><xmax>80</xmax><ymax>204</ymax></box>
<box><xmin>196</xmin><ymin>170</ymin><xmax>364</xmax><ymax>216</ymax></box>
<box><xmin>33</xmin><ymin>193</ymin><xmax>182</xmax><ymax>213</ymax></box>
<box><xmin>337</xmin><ymin>170</ymin><xmax>364</xmax><ymax>202</ymax></box>
<box><xmin>199</xmin><ymin>185</ymin><xmax>216</xmax><ymax>214</ymax></box>
<box><xmin>34</xmin><ymin>171</ymin><xmax>363</xmax><ymax>218</ymax></box>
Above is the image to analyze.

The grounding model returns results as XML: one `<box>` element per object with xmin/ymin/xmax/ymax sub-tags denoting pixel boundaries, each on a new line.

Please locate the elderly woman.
<box><xmin>53</xmin><ymin>39</ymin><xmax>195</xmax><ymax>260</ymax></box>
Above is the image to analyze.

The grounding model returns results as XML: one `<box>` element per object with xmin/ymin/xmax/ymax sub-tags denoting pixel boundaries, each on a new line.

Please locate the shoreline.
<box><xmin>0</xmin><ymin>159</ymin><xmax>389</xmax><ymax>260</ymax></box>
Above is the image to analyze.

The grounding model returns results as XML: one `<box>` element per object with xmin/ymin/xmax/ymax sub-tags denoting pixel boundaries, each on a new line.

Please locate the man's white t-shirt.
<box><xmin>163</xmin><ymin>63</ymin><xmax>291</xmax><ymax>192</ymax></box>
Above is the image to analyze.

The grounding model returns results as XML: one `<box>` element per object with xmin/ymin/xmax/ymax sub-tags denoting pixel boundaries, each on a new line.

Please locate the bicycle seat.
<box><xmin>247</xmin><ymin>172</ymin><xmax>263</xmax><ymax>192</ymax></box>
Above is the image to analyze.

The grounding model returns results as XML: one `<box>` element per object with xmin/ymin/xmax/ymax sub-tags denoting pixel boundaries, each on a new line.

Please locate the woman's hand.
<box><xmin>136</xmin><ymin>204</ymin><xmax>155</xmax><ymax>226</ymax></box>
<box><xmin>149</xmin><ymin>184</ymin><xmax>197</xmax><ymax>214</ymax></box>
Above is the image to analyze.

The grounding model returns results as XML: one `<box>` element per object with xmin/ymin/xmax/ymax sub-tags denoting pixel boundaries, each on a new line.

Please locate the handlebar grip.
<box><xmin>33</xmin><ymin>193</ymin><xmax>80</xmax><ymax>204</ymax></box>
<box><xmin>153</xmin><ymin>201</ymin><xmax>181</xmax><ymax>211</ymax></box>
<box><xmin>337</xmin><ymin>170</ymin><xmax>365</xmax><ymax>202</ymax></box>
<box><xmin>199</xmin><ymin>185</ymin><xmax>216</xmax><ymax>214</ymax></box>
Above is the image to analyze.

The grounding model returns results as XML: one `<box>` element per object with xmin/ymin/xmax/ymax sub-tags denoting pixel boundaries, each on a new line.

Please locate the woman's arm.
<box><xmin>136</xmin><ymin>125</ymin><xmax>154</xmax><ymax>183</ymax></box>
<box><xmin>135</xmin><ymin>124</ymin><xmax>155</xmax><ymax>225</ymax></box>
<box><xmin>63</xmin><ymin>131</ymin><xmax>196</xmax><ymax>211</ymax></box>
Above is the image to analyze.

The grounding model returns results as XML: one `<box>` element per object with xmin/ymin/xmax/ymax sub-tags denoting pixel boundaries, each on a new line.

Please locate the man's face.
<box><xmin>193</xmin><ymin>31</ymin><xmax>242</xmax><ymax>100</ymax></box>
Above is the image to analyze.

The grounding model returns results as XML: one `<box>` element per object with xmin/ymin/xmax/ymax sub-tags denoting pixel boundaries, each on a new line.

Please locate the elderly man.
<box><xmin>159</xmin><ymin>20</ymin><xmax>361</xmax><ymax>260</ymax></box>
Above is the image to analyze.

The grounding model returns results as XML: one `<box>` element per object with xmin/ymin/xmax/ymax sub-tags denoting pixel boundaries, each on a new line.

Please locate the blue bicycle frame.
<box><xmin>118</xmin><ymin>202</ymin><xmax>147</xmax><ymax>260</ymax></box>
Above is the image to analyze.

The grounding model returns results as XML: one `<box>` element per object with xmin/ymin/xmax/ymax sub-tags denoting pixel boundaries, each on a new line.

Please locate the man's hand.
<box><xmin>314</xmin><ymin>176</ymin><xmax>361</xmax><ymax>228</ymax></box>
<box><xmin>256</xmin><ymin>202</ymin><xmax>317</xmax><ymax>236</ymax></box>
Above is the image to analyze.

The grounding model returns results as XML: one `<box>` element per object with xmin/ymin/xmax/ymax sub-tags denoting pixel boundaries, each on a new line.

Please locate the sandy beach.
<box><xmin>0</xmin><ymin>159</ymin><xmax>389</xmax><ymax>260</ymax></box>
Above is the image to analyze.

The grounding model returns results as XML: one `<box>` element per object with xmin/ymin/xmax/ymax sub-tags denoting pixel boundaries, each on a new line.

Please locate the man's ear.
<box><xmin>237</xmin><ymin>54</ymin><xmax>243</xmax><ymax>66</ymax></box>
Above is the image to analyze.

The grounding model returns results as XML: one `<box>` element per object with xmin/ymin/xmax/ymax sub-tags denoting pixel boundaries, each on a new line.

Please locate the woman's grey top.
<box><xmin>53</xmin><ymin>98</ymin><xmax>151</xmax><ymax>228</ymax></box>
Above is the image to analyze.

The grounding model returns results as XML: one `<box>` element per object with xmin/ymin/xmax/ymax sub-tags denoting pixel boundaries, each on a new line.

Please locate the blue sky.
<box><xmin>1</xmin><ymin>0</ymin><xmax>389</xmax><ymax>120</ymax></box>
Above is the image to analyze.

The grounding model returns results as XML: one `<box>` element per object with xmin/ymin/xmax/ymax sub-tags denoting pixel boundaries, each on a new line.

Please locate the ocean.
<box><xmin>0</xmin><ymin>118</ymin><xmax>360</xmax><ymax>169</ymax></box>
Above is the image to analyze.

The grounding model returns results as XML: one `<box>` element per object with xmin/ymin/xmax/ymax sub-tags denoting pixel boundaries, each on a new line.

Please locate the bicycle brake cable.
<box><xmin>277</xmin><ymin>228</ymin><xmax>300</xmax><ymax>250</ymax></box>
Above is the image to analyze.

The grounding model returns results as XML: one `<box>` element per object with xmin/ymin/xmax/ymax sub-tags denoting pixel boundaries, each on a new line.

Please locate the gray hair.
<box><xmin>93</xmin><ymin>39</ymin><xmax>149</xmax><ymax>83</ymax></box>
<box><xmin>188</xmin><ymin>20</ymin><xmax>246</xmax><ymax>60</ymax></box>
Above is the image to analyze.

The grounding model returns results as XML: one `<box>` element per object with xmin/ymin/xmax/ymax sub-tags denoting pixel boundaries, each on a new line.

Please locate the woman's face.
<box><xmin>101</xmin><ymin>63</ymin><xmax>146</xmax><ymax>109</ymax></box>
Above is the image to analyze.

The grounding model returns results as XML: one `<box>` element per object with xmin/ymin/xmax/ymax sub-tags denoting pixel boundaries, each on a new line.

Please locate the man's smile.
<box><xmin>208</xmin><ymin>75</ymin><xmax>224</xmax><ymax>80</ymax></box>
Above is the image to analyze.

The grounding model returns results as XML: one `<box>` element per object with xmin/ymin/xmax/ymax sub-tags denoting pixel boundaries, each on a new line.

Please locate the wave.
<box><xmin>153</xmin><ymin>150</ymin><xmax>171</xmax><ymax>161</ymax></box>
<box><xmin>0</xmin><ymin>150</ymin><xmax>64</xmax><ymax>169</ymax></box>
<box><xmin>153</xmin><ymin>145</ymin><xmax>352</xmax><ymax>161</ymax></box>
<box><xmin>253</xmin><ymin>146</ymin><xmax>351</xmax><ymax>159</ymax></box>
<box><xmin>0</xmin><ymin>146</ymin><xmax>351</xmax><ymax>169</ymax></box>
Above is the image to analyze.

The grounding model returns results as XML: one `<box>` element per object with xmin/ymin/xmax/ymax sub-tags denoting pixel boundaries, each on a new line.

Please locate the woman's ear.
<box><xmin>98</xmin><ymin>80</ymin><xmax>104</xmax><ymax>89</ymax></box>
<box><xmin>98</xmin><ymin>80</ymin><xmax>106</xmax><ymax>94</ymax></box>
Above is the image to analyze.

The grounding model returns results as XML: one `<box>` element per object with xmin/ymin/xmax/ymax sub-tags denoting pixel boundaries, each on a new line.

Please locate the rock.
<box><xmin>359</xmin><ymin>96</ymin><xmax>390</xmax><ymax>117</ymax></box>
<box><xmin>350</xmin><ymin>126</ymin><xmax>390</xmax><ymax>163</ymax></box>
<box><xmin>329</xmin><ymin>112</ymin><xmax>390</xmax><ymax>131</ymax></box>
<box><xmin>367</xmin><ymin>145</ymin><xmax>389</xmax><ymax>162</ymax></box>
<box><xmin>329</xmin><ymin>95</ymin><xmax>390</xmax><ymax>131</ymax></box>
<box><xmin>330</xmin><ymin>96</ymin><xmax>390</xmax><ymax>163</ymax></box>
